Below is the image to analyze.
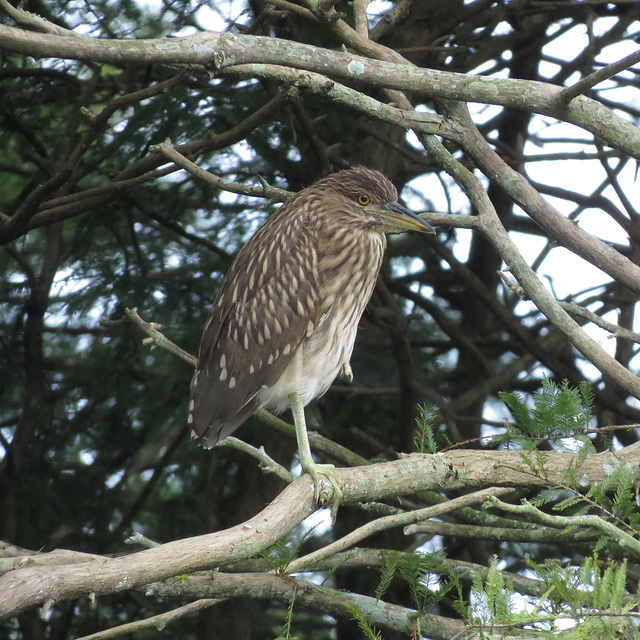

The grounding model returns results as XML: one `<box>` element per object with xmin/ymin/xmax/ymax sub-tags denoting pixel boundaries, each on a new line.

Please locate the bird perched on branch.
<box><xmin>188</xmin><ymin>166</ymin><xmax>433</xmax><ymax>512</ymax></box>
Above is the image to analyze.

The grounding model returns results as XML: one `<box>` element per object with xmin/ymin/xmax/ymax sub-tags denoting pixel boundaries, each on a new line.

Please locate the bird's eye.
<box><xmin>357</xmin><ymin>194</ymin><xmax>371</xmax><ymax>206</ymax></box>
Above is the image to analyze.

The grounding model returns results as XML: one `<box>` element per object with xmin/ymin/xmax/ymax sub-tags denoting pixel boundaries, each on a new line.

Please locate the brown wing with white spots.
<box><xmin>189</xmin><ymin>199</ymin><xmax>321</xmax><ymax>448</ymax></box>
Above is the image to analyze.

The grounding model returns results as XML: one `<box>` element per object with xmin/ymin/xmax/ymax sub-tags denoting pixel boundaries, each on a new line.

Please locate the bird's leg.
<box><xmin>339</xmin><ymin>361</ymin><xmax>353</xmax><ymax>383</ymax></box>
<box><xmin>289</xmin><ymin>392</ymin><xmax>343</xmax><ymax>517</ymax></box>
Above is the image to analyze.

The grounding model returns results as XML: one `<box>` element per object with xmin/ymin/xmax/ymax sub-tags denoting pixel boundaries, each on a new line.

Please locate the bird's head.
<box><xmin>314</xmin><ymin>166</ymin><xmax>435</xmax><ymax>235</ymax></box>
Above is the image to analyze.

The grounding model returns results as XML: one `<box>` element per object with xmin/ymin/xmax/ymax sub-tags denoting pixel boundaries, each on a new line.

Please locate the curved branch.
<box><xmin>145</xmin><ymin>571</ymin><xmax>468</xmax><ymax>640</ymax></box>
<box><xmin>0</xmin><ymin>477</ymin><xmax>314</xmax><ymax>619</ymax></box>
<box><xmin>1</xmin><ymin>444</ymin><xmax>639</xmax><ymax>619</ymax></box>
<box><xmin>287</xmin><ymin>487</ymin><xmax>512</xmax><ymax>573</ymax></box>
<box><xmin>442</xmin><ymin>101</ymin><xmax>640</xmax><ymax>296</ymax></box>
<box><xmin>0</xmin><ymin>24</ymin><xmax>638</xmax><ymax>156</ymax></box>
<box><xmin>416</xmin><ymin>128</ymin><xmax>640</xmax><ymax>401</ymax></box>
<box><xmin>76</xmin><ymin>599</ymin><xmax>221</xmax><ymax>640</ymax></box>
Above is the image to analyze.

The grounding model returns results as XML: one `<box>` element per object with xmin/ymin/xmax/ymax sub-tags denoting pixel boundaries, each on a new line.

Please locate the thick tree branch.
<box><xmin>0</xmin><ymin>24</ymin><xmax>638</xmax><ymax>156</ymax></box>
<box><xmin>443</xmin><ymin>101</ymin><xmax>640</xmax><ymax>296</ymax></box>
<box><xmin>1</xmin><ymin>444</ymin><xmax>639</xmax><ymax>619</ymax></box>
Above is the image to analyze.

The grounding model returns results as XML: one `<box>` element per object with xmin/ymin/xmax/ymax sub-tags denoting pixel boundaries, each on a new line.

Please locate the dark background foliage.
<box><xmin>1</xmin><ymin>0</ymin><xmax>639</xmax><ymax>638</ymax></box>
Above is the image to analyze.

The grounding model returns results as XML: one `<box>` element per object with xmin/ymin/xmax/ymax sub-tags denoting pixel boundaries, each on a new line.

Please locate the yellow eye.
<box><xmin>357</xmin><ymin>194</ymin><xmax>371</xmax><ymax>206</ymax></box>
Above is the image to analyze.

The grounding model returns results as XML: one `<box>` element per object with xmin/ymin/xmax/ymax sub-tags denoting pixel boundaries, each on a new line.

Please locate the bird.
<box><xmin>188</xmin><ymin>166</ymin><xmax>434</xmax><ymax>511</ymax></box>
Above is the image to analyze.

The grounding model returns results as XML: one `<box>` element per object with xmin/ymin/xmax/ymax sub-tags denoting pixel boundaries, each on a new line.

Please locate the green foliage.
<box><xmin>448</xmin><ymin>572</ymin><xmax>468</xmax><ymax>619</ymax></box>
<box><xmin>499</xmin><ymin>378</ymin><xmax>595</xmax><ymax>449</ymax></box>
<box><xmin>508</xmin><ymin>380</ymin><xmax>640</xmax><ymax>556</ymax></box>
<box><xmin>469</xmin><ymin>556</ymin><xmax>515</xmax><ymax>625</ymax></box>
<box><xmin>260</xmin><ymin>529</ymin><xmax>315</xmax><ymax>574</ymax></box>
<box><xmin>589</xmin><ymin>459</ymin><xmax>637</xmax><ymax>524</ymax></box>
<box><xmin>413</xmin><ymin>404</ymin><xmax>439</xmax><ymax>453</ymax></box>
<box><xmin>469</xmin><ymin>555</ymin><xmax>639</xmax><ymax>639</ymax></box>
<box><xmin>374</xmin><ymin>555</ymin><xmax>397</xmax><ymax>601</ymax></box>
<box><xmin>376</xmin><ymin>551</ymin><xmax>452</xmax><ymax>614</ymax></box>
<box><xmin>274</xmin><ymin>588</ymin><xmax>297</xmax><ymax>640</ymax></box>
<box><xmin>459</xmin><ymin>380</ymin><xmax>640</xmax><ymax>636</ymax></box>
<box><xmin>345</xmin><ymin>604</ymin><xmax>383</xmax><ymax>640</ymax></box>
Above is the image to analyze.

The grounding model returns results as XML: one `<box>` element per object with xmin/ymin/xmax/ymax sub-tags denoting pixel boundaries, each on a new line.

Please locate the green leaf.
<box><xmin>414</xmin><ymin>404</ymin><xmax>439</xmax><ymax>453</ymax></box>
<box><xmin>345</xmin><ymin>604</ymin><xmax>383</xmax><ymax>640</ymax></box>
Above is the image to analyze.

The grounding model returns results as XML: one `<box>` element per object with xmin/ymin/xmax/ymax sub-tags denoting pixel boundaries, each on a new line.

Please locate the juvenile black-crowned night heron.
<box><xmin>188</xmin><ymin>167</ymin><xmax>433</xmax><ymax>510</ymax></box>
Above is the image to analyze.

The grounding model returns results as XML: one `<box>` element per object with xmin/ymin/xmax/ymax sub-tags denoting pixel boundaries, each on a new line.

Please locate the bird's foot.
<box><xmin>339</xmin><ymin>361</ymin><xmax>353</xmax><ymax>383</ymax></box>
<box><xmin>303</xmin><ymin>461</ymin><xmax>343</xmax><ymax>521</ymax></box>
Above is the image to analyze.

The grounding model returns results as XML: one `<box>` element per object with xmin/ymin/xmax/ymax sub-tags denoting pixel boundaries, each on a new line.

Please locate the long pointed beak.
<box><xmin>379</xmin><ymin>201</ymin><xmax>435</xmax><ymax>234</ymax></box>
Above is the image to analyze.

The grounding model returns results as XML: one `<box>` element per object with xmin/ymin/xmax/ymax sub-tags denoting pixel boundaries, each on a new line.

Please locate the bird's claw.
<box><xmin>304</xmin><ymin>462</ymin><xmax>343</xmax><ymax>521</ymax></box>
<box><xmin>339</xmin><ymin>361</ymin><xmax>353</xmax><ymax>383</ymax></box>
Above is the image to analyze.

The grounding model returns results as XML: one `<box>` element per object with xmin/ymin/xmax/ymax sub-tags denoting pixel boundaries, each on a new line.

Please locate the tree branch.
<box><xmin>287</xmin><ymin>487</ymin><xmax>512</xmax><ymax>573</ymax></box>
<box><xmin>75</xmin><ymin>598</ymin><xmax>222</xmax><ymax>640</ymax></box>
<box><xmin>488</xmin><ymin>496</ymin><xmax>640</xmax><ymax>559</ymax></box>
<box><xmin>0</xmin><ymin>24</ymin><xmax>638</xmax><ymax>156</ymax></box>
<box><xmin>560</xmin><ymin>47</ymin><xmax>640</xmax><ymax>102</ymax></box>
<box><xmin>2</xmin><ymin>444</ymin><xmax>639</xmax><ymax>619</ymax></box>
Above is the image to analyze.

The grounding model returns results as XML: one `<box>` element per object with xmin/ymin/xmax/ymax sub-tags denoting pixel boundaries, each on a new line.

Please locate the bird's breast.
<box><xmin>257</xmin><ymin>230</ymin><xmax>385</xmax><ymax>413</ymax></box>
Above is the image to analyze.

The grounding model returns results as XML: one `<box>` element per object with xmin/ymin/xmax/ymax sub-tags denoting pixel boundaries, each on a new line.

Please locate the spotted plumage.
<box><xmin>189</xmin><ymin>167</ymin><xmax>433</xmax><ymax>453</ymax></box>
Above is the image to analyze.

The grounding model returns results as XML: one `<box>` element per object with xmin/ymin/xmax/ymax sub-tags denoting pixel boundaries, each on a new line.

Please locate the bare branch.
<box><xmin>149</xmin><ymin>140</ymin><xmax>291</xmax><ymax>202</ymax></box>
<box><xmin>0</xmin><ymin>25</ymin><xmax>638</xmax><ymax>156</ymax></box>
<box><xmin>353</xmin><ymin>0</ymin><xmax>370</xmax><ymax>38</ymax></box>
<box><xmin>560</xmin><ymin>302</ymin><xmax>640</xmax><ymax>344</ymax></box>
<box><xmin>488</xmin><ymin>496</ymin><xmax>640</xmax><ymax>558</ymax></box>
<box><xmin>560</xmin><ymin>47</ymin><xmax>640</xmax><ymax>102</ymax></box>
<box><xmin>76</xmin><ymin>599</ymin><xmax>222</xmax><ymax>640</ymax></box>
<box><xmin>287</xmin><ymin>487</ymin><xmax>513</xmax><ymax>572</ymax></box>
<box><xmin>217</xmin><ymin>437</ymin><xmax>295</xmax><ymax>482</ymax></box>
<box><xmin>120</xmin><ymin>307</ymin><xmax>196</xmax><ymax>366</ymax></box>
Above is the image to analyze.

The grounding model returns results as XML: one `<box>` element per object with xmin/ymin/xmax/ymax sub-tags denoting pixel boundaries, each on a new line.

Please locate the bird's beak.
<box><xmin>378</xmin><ymin>201</ymin><xmax>435</xmax><ymax>234</ymax></box>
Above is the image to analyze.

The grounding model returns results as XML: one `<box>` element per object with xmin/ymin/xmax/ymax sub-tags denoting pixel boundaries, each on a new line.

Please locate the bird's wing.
<box><xmin>189</xmin><ymin>210</ymin><xmax>321</xmax><ymax>447</ymax></box>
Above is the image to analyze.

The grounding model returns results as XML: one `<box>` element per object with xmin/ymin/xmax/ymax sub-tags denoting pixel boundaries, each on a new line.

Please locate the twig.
<box><xmin>592</xmin><ymin>138</ymin><xmax>639</xmax><ymax>219</ymax></box>
<box><xmin>150</xmin><ymin>140</ymin><xmax>291</xmax><ymax>202</ymax></box>
<box><xmin>498</xmin><ymin>270</ymin><xmax>526</xmax><ymax>298</ymax></box>
<box><xmin>560</xmin><ymin>47</ymin><xmax>640</xmax><ymax>102</ymax></box>
<box><xmin>124</xmin><ymin>532</ymin><xmax>160</xmax><ymax>549</ymax></box>
<box><xmin>286</xmin><ymin>487</ymin><xmax>513</xmax><ymax>572</ymax></box>
<box><xmin>75</xmin><ymin>598</ymin><xmax>222</xmax><ymax>640</ymax></box>
<box><xmin>118</xmin><ymin>307</ymin><xmax>196</xmax><ymax>366</ymax></box>
<box><xmin>217</xmin><ymin>437</ymin><xmax>295</xmax><ymax>483</ymax></box>
<box><xmin>559</xmin><ymin>301</ymin><xmax>640</xmax><ymax>344</ymax></box>
<box><xmin>487</xmin><ymin>497</ymin><xmax>640</xmax><ymax>558</ymax></box>
<box><xmin>140</xmin><ymin>207</ymin><xmax>232</xmax><ymax>260</ymax></box>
